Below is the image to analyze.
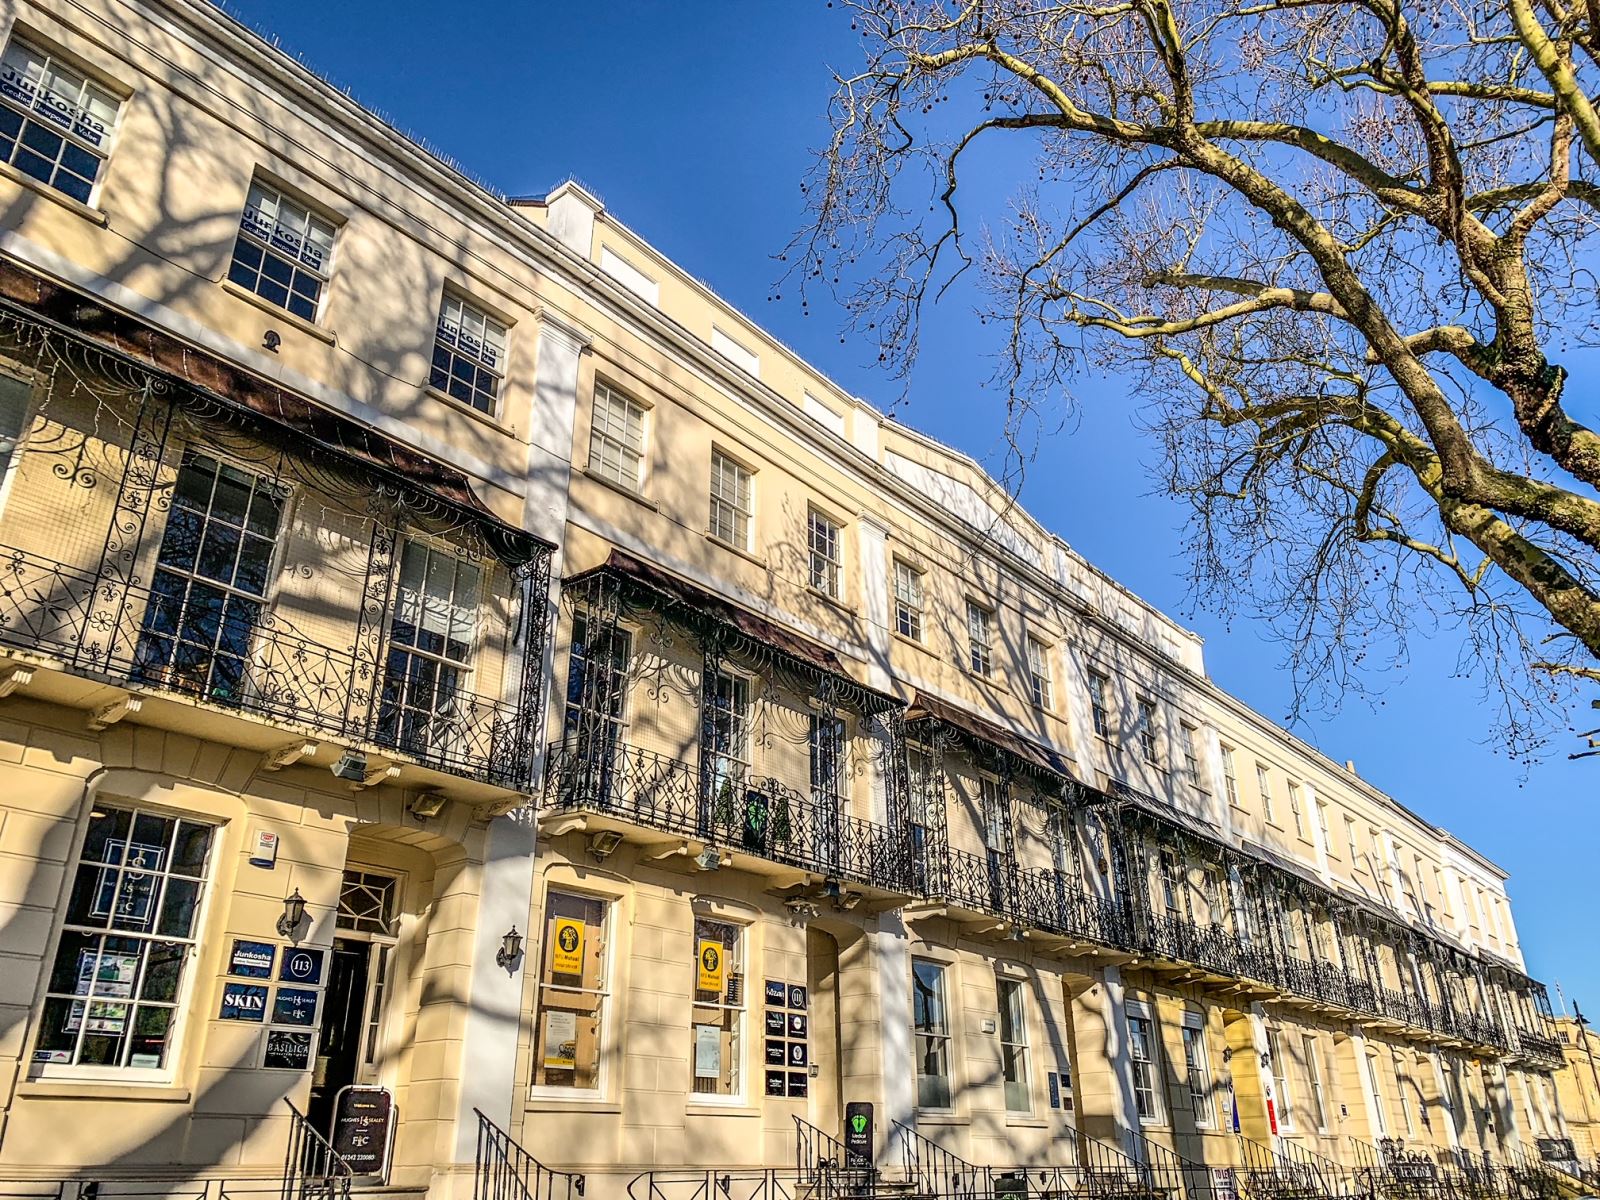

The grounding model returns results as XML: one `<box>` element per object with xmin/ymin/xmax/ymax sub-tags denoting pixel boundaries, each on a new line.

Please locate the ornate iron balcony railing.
<box><xmin>0</xmin><ymin>545</ymin><xmax>536</xmax><ymax>787</ymax></box>
<box><xmin>543</xmin><ymin>737</ymin><xmax>912</xmax><ymax>891</ymax></box>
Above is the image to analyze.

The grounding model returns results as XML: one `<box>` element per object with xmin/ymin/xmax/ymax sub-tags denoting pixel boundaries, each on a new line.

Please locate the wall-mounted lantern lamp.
<box><xmin>496</xmin><ymin>926</ymin><xmax>523</xmax><ymax>970</ymax></box>
<box><xmin>277</xmin><ymin>887</ymin><xmax>307</xmax><ymax>937</ymax></box>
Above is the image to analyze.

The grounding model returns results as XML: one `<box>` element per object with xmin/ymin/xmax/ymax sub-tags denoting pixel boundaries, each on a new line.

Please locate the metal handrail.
<box><xmin>894</xmin><ymin>1121</ymin><xmax>990</xmax><ymax>1199</ymax></box>
<box><xmin>282</xmin><ymin>1100</ymin><xmax>352</xmax><ymax>1200</ymax></box>
<box><xmin>474</xmin><ymin>1108</ymin><xmax>586</xmax><ymax>1200</ymax></box>
<box><xmin>1015</xmin><ymin>1118</ymin><xmax>1211</xmax><ymax>1200</ymax></box>
<box><xmin>627</xmin><ymin>1169</ymin><xmax>797</xmax><ymax>1200</ymax></box>
<box><xmin>1234</xmin><ymin>1132</ymin><xmax>1357</xmax><ymax>1200</ymax></box>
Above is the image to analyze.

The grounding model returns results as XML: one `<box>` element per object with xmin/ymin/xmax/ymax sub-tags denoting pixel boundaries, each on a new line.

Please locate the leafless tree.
<box><xmin>795</xmin><ymin>0</ymin><xmax>1600</xmax><ymax>757</ymax></box>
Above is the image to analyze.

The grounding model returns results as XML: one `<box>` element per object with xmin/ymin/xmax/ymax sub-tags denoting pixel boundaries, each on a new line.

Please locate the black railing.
<box><xmin>1143</xmin><ymin>910</ymin><xmax>1278</xmax><ymax>986</ymax></box>
<box><xmin>475</xmin><ymin>1109</ymin><xmax>586</xmax><ymax>1200</ymax></box>
<box><xmin>283</xmin><ymin>1099</ymin><xmax>352</xmax><ymax>1200</ymax></box>
<box><xmin>548</xmin><ymin>736</ymin><xmax>1539</xmax><ymax>1058</ymax></box>
<box><xmin>1234</xmin><ymin>1133</ymin><xmax>1357</xmax><ymax>1200</ymax></box>
<box><xmin>627</xmin><ymin>1170</ymin><xmax>796</xmax><ymax>1200</ymax></box>
<box><xmin>544</xmin><ymin>739</ymin><xmax>910</xmax><ymax>890</ymax></box>
<box><xmin>1010</xmin><ymin>863</ymin><xmax>1128</xmax><ymax>946</ymax></box>
<box><xmin>794</xmin><ymin>1116</ymin><xmax>873</xmax><ymax>1200</ymax></box>
<box><xmin>1013</xmin><ymin>1121</ymin><xmax>1212</xmax><ymax>1200</ymax></box>
<box><xmin>0</xmin><ymin>546</ymin><xmax>534</xmax><ymax>787</ymax></box>
<box><xmin>1512</xmin><ymin>1029</ymin><xmax>1564</xmax><ymax>1068</ymax></box>
<box><xmin>895</xmin><ymin>1122</ymin><xmax>990</xmax><ymax>1200</ymax></box>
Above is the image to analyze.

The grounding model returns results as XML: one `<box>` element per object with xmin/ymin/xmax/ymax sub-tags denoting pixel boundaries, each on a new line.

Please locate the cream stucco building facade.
<box><xmin>0</xmin><ymin>3</ymin><xmax>1579</xmax><ymax>1200</ymax></box>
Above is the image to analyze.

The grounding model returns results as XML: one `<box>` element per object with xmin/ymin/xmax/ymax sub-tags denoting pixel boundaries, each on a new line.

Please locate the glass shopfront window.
<box><xmin>33</xmin><ymin>805</ymin><xmax>214</xmax><ymax>1075</ymax></box>
<box><xmin>530</xmin><ymin>890</ymin><xmax>609</xmax><ymax>1092</ymax></box>
<box><xmin>689</xmin><ymin>918</ymin><xmax>745</xmax><ymax>1098</ymax></box>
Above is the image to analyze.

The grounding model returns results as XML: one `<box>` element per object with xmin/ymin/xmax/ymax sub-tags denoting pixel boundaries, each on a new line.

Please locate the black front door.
<box><xmin>309</xmin><ymin>938</ymin><xmax>371</xmax><ymax>1139</ymax></box>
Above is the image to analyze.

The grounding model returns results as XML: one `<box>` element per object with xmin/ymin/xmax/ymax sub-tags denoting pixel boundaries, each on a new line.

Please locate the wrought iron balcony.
<box><xmin>542</xmin><ymin>738</ymin><xmax>912</xmax><ymax>892</ymax></box>
<box><xmin>1514</xmin><ymin>1027</ymin><xmax>1564</xmax><ymax>1067</ymax></box>
<box><xmin>0</xmin><ymin>545</ymin><xmax>536</xmax><ymax>787</ymax></box>
<box><xmin>929</xmin><ymin>846</ymin><xmax>1129</xmax><ymax>949</ymax></box>
<box><xmin>1142</xmin><ymin>908</ymin><xmax>1279</xmax><ymax>985</ymax></box>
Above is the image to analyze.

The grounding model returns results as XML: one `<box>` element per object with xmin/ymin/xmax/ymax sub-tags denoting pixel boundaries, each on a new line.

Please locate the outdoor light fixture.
<box><xmin>277</xmin><ymin>887</ymin><xmax>307</xmax><ymax>937</ymax></box>
<box><xmin>587</xmin><ymin>830</ymin><xmax>624</xmax><ymax>862</ymax></box>
<box><xmin>693</xmin><ymin>846</ymin><xmax>722</xmax><ymax>872</ymax></box>
<box><xmin>496</xmin><ymin>926</ymin><xmax>523</xmax><ymax>969</ymax></box>
<box><xmin>409</xmin><ymin>791</ymin><xmax>448</xmax><ymax>820</ymax></box>
<box><xmin>330</xmin><ymin>748</ymin><xmax>368</xmax><ymax>781</ymax></box>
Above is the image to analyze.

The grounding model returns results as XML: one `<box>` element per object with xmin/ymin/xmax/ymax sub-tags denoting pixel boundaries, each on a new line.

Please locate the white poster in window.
<box><xmin>694</xmin><ymin>1023</ymin><xmax>722</xmax><ymax>1079</ymax></box>
<box><xmin>544</xmin><ymin>1010</ymin><xmax>577</xmax><ymax>1069</ymax></box>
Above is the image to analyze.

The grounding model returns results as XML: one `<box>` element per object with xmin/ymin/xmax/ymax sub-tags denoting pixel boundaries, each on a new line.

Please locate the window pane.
<box><xmin>0</xmin><ymin>37</ymin><xmax>119</xmax><ymax>202</ymax></box>
<box><xmin>690</xmin><ymin>918</ymin><xmax>744</xmax><ymax>1096</ymax></box>
<box><xmin>34</xmin><ymin>805</ymin><xmax>211</xmax><ymax>1071</ymax></box>
<box><xmin>912</xmin><ymin>960</ymin><xmax>951</xmax><ymax>1109</ymax></box>
<box><xmin>532</xmin><ymin>891</ymin><xmax>608</xmax><ymax>1090</ymax></box>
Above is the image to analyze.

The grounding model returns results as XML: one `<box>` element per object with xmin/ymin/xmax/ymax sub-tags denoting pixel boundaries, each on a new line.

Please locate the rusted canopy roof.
<box><xmin>906</xmin><ymin>690</ymin><xmax>1074</xmax><ymax>780</ymax></box>
<box><xmin>0</xmin><ymin>259</ymin><xmax>549</xmax><ymax>567</ymax></box>
<box><xmin>570</xmin><ymin>549</ymin><xmax>900</xmax><ymax>712</ymax></box>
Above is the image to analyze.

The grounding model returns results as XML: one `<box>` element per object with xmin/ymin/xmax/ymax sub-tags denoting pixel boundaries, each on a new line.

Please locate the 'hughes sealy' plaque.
<box><xmin>331</xmin><ymin>1085</ymin><xmax>394</xmax><ymax>1179</ymax></box>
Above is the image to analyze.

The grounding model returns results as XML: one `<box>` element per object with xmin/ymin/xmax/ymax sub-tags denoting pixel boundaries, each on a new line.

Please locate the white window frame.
<box><xmin>708</xmin><ymin>450</ymin><xmax>753</xmax><ymax>550</ymax></box>
<box><xmin>706</xmin><ymin>668</ymin><xmax>753</xmax><ymax>799</ymax></box>
<box><xmin>0</xmin><ymin>34</ymin><xmax>123</xmax><ymax>206</ymax></box>
<box><xmin>1180</xmin><ymin>723</ymin><xmax>1202</xmax><ymax>789</ymax></box>
<box><xmin>966</xmin><ymin>600</ymin><xmax>993</xmax><ymax>677</ymax></box>
<box><xmin>1288</xmin><ymin>780</ymin><xmax>1306</xmax><ymax>838</ymax></box>
<box><xmin>893</xmin><ymin>560</ymin><xmax>924</xmax><ymax>642</ymax></box>
<box><xmin>1257</xmin><ymin>764</ymin><xmax>1276</xmax><ymax>825</ymax></box>
<box><xmin>1395</xmin><ymin>1052</ymin><xmax>1418</xmax><ymax>1137</ymax></box>
<box><xmin>30</xmin><ymin>803</ymin><xmax>217</xmax><ymax>1083</ymax></box>
<box><xmin>588</xmin><ymin>382</ymin><xmax>648</xmax><ymax>491</ymax></box>
<box><xmin>228</xmin><ymin>177</ymin><xmax>338</xmax><ymax>323</ymax></box>
<box><xmin>689</xmin><ymin>915</ymin><xmax>747</xmax><ymax>1102</ymax></box>
<box><xmin>1157</xmin><ymin>848</ymin><xmax>1184</xmax><ymax>917</ymax></box>
<box><xmin>1367</xmin><ymin>1054</ymin><xmax>1390</xmax><ymax>1137</ymax></box>
<box><xmin>430</xmin><ymin>292</ymin><xmax>508</xmax><ymax>416</ymax></box>
<box><xmin>1182</xmin><ymin>1016</ymin><xmax>1214</xmax><ymax>1128</ymax></box>
<box><xmin>912</xmin><ymin>958</ymin><xmax>954</xmax><ymax>1111</ymax></box>
<box><xmin>807</xmin><ymin>507</ymin><xmax>842</xmax><ymax>599</ymax></box>
<box><xmin>997</xmin><ymin>975</ymin><xmax>1032</xmax><ymax>1114</ymax></box>
<box><xmin>1026</xmin><ymin>635</ymin><xmax>1053</xmax><ymax>710</ymax></box>
<box><xmin>1136</xmin><ymin>697</ymin><xmax>1161</xmax><ymax>768</ymax></box>
<box><xmin>1126</xmin><ymin>1005</ymin><xmax>1164</xmax><ymax>1125</ymax></box>
<box><xmin>1269</xmin><ymin>1028</ymin><xmax>1294</xmax><ymax>1131</ymax></box>
<box><xmin>380</xmin><ymin>537</ymin><xmax>482</xmax><ymax>758</ymax></box>
<box><xmin>1088</xmin><ymin>672</ymin><xmax>1113</xmax><ymax>740</ymax></box>
<box><xmin>529</xmin><ymin>888</ymin><xmax>614</xmax><ymax>1099</ymax></box>
<box><xmin>0</xmin><ymin>370</ymin><xmax>35</xmax><ymax>522</ymax></box>
<box><xmin>1304</xmin><ymin>1034</ymin><xmax>1330</xmax><ymax>1132</ymax></box>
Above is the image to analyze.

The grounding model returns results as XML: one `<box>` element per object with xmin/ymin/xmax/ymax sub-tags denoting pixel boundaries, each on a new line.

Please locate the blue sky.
<box><xmin>217</xmin><ymin>1</ymin><xmax>1597</xmax><ymax>999</ymax></box>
